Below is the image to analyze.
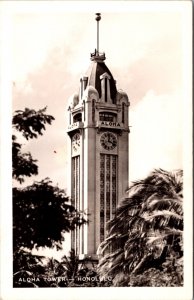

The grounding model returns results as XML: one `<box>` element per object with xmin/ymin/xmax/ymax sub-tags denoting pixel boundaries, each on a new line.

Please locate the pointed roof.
<box><xmin>84</xmin><ymin>52</ymin><xmax>117</xmax><ymax>103</ymax></box>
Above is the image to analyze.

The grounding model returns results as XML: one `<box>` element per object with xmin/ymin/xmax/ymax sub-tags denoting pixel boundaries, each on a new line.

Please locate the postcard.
<box><xmin>0</xmin><ymin>1</ymin><xmax>192</xmax><ymax>300</ymax></box>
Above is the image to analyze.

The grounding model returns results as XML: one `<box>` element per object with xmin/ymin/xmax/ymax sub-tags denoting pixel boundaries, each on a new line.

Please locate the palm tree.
<box><xmin>97</xmin><ymin>169</ymin><xmax>183</xmax><ymax>286</ymax></box>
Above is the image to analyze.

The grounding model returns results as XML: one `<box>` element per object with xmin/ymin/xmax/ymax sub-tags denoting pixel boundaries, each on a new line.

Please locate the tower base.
<box><xmin>78</xmin><ymin>254</ymin><xmax>98</xmax><ymax>269</ymax></box>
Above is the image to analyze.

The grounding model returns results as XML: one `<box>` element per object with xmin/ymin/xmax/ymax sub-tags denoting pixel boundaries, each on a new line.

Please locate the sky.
<box><xmin>11</xmin><ymin>4</ymin><xmax>188</xmax><ymax>192</ymax></box>
<box><xmin>0</xmin><ymin>1</ymin><xmax>192</xmax><ymax>297</ymax></box>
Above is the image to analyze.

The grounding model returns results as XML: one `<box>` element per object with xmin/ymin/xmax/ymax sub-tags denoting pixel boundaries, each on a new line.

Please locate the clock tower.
<box><xmin>67</xmin><ymin>14</ymin><xmax>130</xmax><ymax>259</ymax></box>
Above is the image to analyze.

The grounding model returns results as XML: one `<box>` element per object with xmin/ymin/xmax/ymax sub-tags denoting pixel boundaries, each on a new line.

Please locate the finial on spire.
<box><xmin>90</xmin><ymin>13</ymin><xmax>105</xmax><ymax>61</ymax></box>
<box><xmin>95</xmin><ymin>12</ymin><xmax>101</xmax><ymax>21</ymax></box>
<box><xmin>95</xmin><ymin>13</ymin><xmax>101</xmax><ymax>54</ymax></box>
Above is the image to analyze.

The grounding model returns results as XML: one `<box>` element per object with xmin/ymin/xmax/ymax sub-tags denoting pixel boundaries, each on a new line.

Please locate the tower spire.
<box><xmin>95</xmin><ymin>13</ymin><xmax>101</xmax><ymax>55</ymax></box>
<box><xmin>91</xmin><ymin>13</ymin><xmax>105</xmax><ymax>61</ymax></box>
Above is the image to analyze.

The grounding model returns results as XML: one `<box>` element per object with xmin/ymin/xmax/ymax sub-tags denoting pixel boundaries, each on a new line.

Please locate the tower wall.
<box><xmin>67</xmin><ymin>57</ymin><xmax>130</xmax><ymax>258</ymax></box>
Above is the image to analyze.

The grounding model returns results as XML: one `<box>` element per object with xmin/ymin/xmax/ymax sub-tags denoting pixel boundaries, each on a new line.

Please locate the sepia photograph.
<box><xmin>0</xmin><ymin>1</ymin><xmax>192</xmax><ymax>300</ymax></box>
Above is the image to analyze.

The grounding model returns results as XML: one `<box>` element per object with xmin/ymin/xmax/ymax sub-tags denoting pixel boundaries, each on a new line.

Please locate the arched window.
<box><xmin>73</xmin><ymin>113</ymin><xmax>82</xmax><ymax>123</ymax></box>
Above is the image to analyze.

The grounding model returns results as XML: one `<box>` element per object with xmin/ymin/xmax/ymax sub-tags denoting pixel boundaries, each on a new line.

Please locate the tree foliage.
<box><xmin>12</xmin><ymin>135</ymin><xmax>38</xmax><ymax>183</ymax></box>
<box><xmin>12</xmin><ymin>107</ymin><xmax>55</xmax><ymax>183</ymax></box>
<box><xmin>12</xmin><ymin>107</ymin><xmax>86</xmax><ymax>252</ymax></box>
<box><xmin>12</xmin><ymin>106</ymin><xmax>89</xmax><ymax>287</ymax></box>
<box><xmin>12</xmin><ymin>107</ymin><xmax>55</xmax><ymax>140</ymax></box>
<box><xmin>97</xmin><ymin>169</ymin><xmax>183</xmax><ymax>287</ymax></box>
<box><xmin>13</xmin><ymin>179</ymin><xmax>86</xmax><ymax>252</ymax></box>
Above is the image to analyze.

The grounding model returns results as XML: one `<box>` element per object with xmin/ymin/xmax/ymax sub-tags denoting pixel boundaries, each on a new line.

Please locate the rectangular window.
<box><xmin>100</xmin><ymin>154</ymin><xmax>117</xmax><ymax>243</ymax></box>
<box><xmin>106</xmin><ymin>156</ymin><xmax>110</xmax><ymax>222</ymax></box>
<box><xmin>92</xmin><ymin>100</ymin><xmax>95</xmax><ymax>123</ymax></box>
<box><xmin>100</xmin><ymin>154</ymin><xmax>105</xmax><ymax>243</ymax></box>
<box><xmin>105</xmin><ymin>78</ymin><xmax>107</xmax><ymax>102</ymax></box>
<box><xmin>122</xmin><ymin>103</ymin><xmax>125</xmax><ymax>123</ymax></box>
<box><xmin>71</xmin><ymin>156</ymin><xmax>80</xmax><ymax>254</ymax></box>
<box><xmin>112</xmin><ymin>156</ymin><xmax>117</xmax><ymax>216</ymax></box>
<box><xmin>99</xmin><ymin>112</ymin><xmax>116</xmax><ymax>122</ymax></box>
<box><xmin>83</xmin><ymin>100</ymin><xmax>85</xmax><ymax>121</ymax></box>
<box><xmin>80</xmin><ymin>78</ymin><xmax>83</xmax><ymax>98</ymax></box>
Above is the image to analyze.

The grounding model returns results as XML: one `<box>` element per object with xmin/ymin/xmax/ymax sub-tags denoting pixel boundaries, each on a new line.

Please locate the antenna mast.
<box><xmin>95</xmin><ymin>13</ymin><xmax>101</xmax><ymax>55</ymax></box>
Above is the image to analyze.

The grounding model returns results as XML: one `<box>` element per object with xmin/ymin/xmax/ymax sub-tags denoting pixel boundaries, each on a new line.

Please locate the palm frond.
<box><xmin>97</xmin><ymin>168</ymin><xmax>183</xmax><ymax>286</ymax></box>
<box><xmin>145</xmin><ymin>198</ymin><xmax>183</xmax><ymax>215</ymax></box>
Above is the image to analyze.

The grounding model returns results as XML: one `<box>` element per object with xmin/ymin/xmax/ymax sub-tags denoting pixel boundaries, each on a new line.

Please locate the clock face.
<box><xmin>100</xmin><ymin>132</ymin><xmax>117</xmax><ymax>150</ymax></box>
<box><xmin>72</xmin><ymin>133</ymin><xmax>80</xmax><ymax>151</ymax></box>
